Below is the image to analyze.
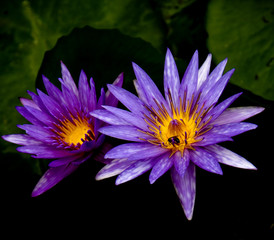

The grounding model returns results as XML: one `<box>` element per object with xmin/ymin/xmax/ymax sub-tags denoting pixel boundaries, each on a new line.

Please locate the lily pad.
<box><xmin>0</xmin><ymin>0</ymin><xmax>164</xmax><ymax>137</ymax></box>
<box><xmin>206</xmin><ymin>0</ymin><xmax>274</xmax><ymax>100</ymax></box>
<box><xmin>0</xmin><ymin>0</ymin><xmax>165</xmax><ymax>175</ymax></box>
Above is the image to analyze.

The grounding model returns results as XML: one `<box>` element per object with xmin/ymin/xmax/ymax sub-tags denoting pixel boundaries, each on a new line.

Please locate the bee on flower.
<box><xmin>91</xmin><ymin>49</ymin><xmax>264</xmax><ymax>220</ymax></box>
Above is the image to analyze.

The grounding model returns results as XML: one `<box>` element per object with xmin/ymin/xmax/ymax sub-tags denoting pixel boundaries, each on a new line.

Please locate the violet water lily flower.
<box><xmin>2</xmin><ymin>62</ymin><xmax>123</xmax><ymax>197</ymax></box>
<box><xmin>91</xmin><ymin>49</ymin><xmax>264</xmax><ymax>220</ymax></box>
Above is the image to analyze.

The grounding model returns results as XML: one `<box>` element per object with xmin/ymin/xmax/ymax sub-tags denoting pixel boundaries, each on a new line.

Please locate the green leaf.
<box><xmin>1</xmin><ymin>25</ymin><xmax>167</xmax><ymax>175</ymax></box>
<box><xmin>0</xmin><ymin>0</ymin><xmax>164</xmax><ymax>135</ymax></box>
<box><xmin>0</xmin><ymin>0</ymin><xmax>165</xmax><ymax>174</ymax></box>
<box><xmin>206</xmin><ymin>0</ymin><xmax>274</xmax><ymax>100</ymax></box>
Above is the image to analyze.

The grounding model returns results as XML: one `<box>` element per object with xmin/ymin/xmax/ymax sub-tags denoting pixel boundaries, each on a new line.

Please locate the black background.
<box><xmin>2</xmin><ymin>42</ymin><xmax>274</xmax><ymax>240</ymax></box>
<box><xmin>1</xmin><ymin>3</ymin><xmax>274</xmax><ymax>238</ymax></box>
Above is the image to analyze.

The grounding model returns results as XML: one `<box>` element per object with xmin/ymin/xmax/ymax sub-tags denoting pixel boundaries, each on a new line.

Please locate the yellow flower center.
<box><xmin>53</xmin><ymin>115</ymin><xmax>95</xmax><ymax>149</ymax></box>
<box><xmin>140</xmin><ymin>92</ymin><xmax>212</xmax><ymax>156</ymax></box>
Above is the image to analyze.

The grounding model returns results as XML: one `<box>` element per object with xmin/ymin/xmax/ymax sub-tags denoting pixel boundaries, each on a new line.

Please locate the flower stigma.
<box><xmin>53</xmin><ymin>115</ymin><xmax>95</xmax><ymax>149</ymax></box>
<box><xmin>140</xmin><ymin>90</ymin><xmax>212</xmax><ymax>156</ymax></box>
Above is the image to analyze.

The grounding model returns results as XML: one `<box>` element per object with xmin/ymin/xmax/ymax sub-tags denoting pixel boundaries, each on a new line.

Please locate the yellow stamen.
<box><xmin>141</xmin><ymin>92</ymin><xmax>212</xmax><ymax>156</ymax></box>
<box><xmin>53</xmin><ymin>115</ymin><xmax>94</xmax><ymax>149</ymax></box>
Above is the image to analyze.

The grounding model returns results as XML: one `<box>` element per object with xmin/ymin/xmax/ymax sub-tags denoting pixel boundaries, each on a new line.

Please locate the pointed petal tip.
<box><xmin>60</xmin><ymin>60</ymin><xmax>66</xmax><ymax>68</ymax></box>
<box><xmin>166</xmin><ymin>47</ymin><xmax>173</xmax><ymax>56</ymax></box>
<box><xmin>132</xmin><ymin>62</ymin><xmax>138</xmax><ymax>68</ymax></box>
<box><xmin>186</xmin><ymin>212</ymin><xmax>194</xmax><ymax>221</ymax></box>
<box><xmin>149</xmin><ymin>178</ymin><xmax>155</xmax><ymax>184</ymax></box>
<box><xmin>118</xmin><ymin>72</ymin><xmax>124</xmax><ymax>79</ymax></box>
<box><xmin>31</xmin><ymin>190</ymin><xmax>40</xmax><ymax>198</ymax></box>
<box><xmin>256</xmin><ymin>106</ymin><xmax>265</xmax><ymax>114</ymax></box>
<box><xmin>95</xmin><ymin>173</ymin><xmax>104</xmax><ymax>181</ymax></box>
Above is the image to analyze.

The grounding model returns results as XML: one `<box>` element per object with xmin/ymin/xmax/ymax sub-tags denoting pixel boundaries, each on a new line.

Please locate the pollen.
<box><xmin>53</xmin><ymin>115</ymin><xmax>95</xmax><ymax>149</ymax></box>
<box><xmin>141</xmin><ymin>90</ymin><xmax>212</xmax><ymax>156</ymax></box>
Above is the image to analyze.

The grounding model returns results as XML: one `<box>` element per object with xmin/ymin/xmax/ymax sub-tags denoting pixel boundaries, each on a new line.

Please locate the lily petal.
<box><xmin>171</xmin><ymin>162</ymin><xmax>196</xmax><ymax>220</ymax></box>
<box><xmin>197</xmin><ymin>53</ymin><xmax>212</xmax><ymax>89</ymax></box>
<box><xmin>133</xmin><ymin>62</ymin><xmax>166</xmax><ymax>110</ymax></box>
<box><xmin>189</xmin><ymin>147</ymin><xmax>223</xmax><ymax>175</ymax></box>
<box><xmin>115</xmin><ymin>158</ymin><xmax>155</xmax><ymax>185</ymax></box>
<box><xmin>105</xmin><ymin>142</ymin><xmax>154</xmax><ymax>159</ymax></box>
<box><xmin>212</xmin><ymin>106</ymin><xmax>265</xmax><ymax>125</ymax></box>
<box><xmin>149</xmin><ymin>151</ymin><xmax>173</xmax><ymax>184</ymax></box>
<box><xmin>164</xmin><ymin>48</ymin><xmax>180</xmax><ymax>108</ymax></box>
<box><xmin>173</xmin><ymin>150</ymin><xmax>190</xmax><ymax>177</ymax></box>
<box><xmin>107</xmin><ymin>84</ymin><xmax>149</xmax><ymax>116</ymax></box>
<box><xmin>99</xmin><ymin>125</ymin><xmax>149</xmax><ymax>142</ymax></box>
<box><xmin>32</xmin><ymin>164</ymin><xmax>78</xmax><ymax>197</ymax></box>
<box><xmin>180</xmin><ymin>50</ymin><xmax>198</xmax><ymax>102</ymax></box>
<box><xmin>205</xmin><ymin>144</ymin><xmax>257</xmax><ymax>170</ymax></box>
<box><xmin>95</xmin><ymin>158</ymin><xmax>133</xmax><ymax>180</ymax></box>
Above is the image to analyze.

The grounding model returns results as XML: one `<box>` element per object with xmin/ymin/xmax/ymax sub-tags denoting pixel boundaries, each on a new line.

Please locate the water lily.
<box><xmin>2</xmin><ymin>62</ymin><xmax>123</xmax><ymax>197</ymax></box>
<box><xmin>91</xmin><ymin>49</ymin><xmax>264</xmax><ymax>220</ymax></box>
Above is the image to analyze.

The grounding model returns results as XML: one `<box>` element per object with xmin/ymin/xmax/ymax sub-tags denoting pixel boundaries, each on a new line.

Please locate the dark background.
<box><xmin>1</xmin><ymin>0</ymin><xmax>274</xmax><ymax>239</ymax></box>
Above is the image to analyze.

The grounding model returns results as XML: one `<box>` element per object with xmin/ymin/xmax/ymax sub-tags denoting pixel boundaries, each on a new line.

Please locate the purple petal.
<box><xmin>102</xmin><ymin>105</ymin><xmax>149</xmax><ymax>130</ymax></box>
<box><xmin>27</xmin><ymin>90</ymin><xmax>54</xmax><ymax>117</ymax></box>
<box><xmin>78</xmin><ymin>70</ymin><xmax>92</xmax><ymax>114</ymax></box>
<box><xmin>94</xmin><ymin>88</ymin><xmax>105</xmax><ymax>135</ymax></box>
<box><xmin>24</xmin><ymin>105</ymin><xmax>56</xmax><ymax>126</ymax></box>
<box><xmin>199</xmin><ymin>58</ymin><xmax>228</xmax><ymax>97</ymax></box>
<box><xmin>180</xmin><ymin>50</ymin><xmax>198</xmax><ymax>102</ymax></box>
<box><xmin>206</xmin><ymin>92</ymin><xmax>242</xmax><ymax>124</ymax></box>
<box><xmin>93</xmin><ymin>142</ymin><xmax>114</xmax><ymax>164</ymax></box>
<box><xmin>202</xmin><ymin>69</ymin><xmax>235</xmax><ymax>109</ymax></box>
<box><xmin>16</xmin><ymin>106</ymin><xmax>44</xmax><ymax>127</ymax></box>
<box><xmin>77</xmin><ymin>140</ymin><xmax>97</xmax><ymax>153</ymax></box>
<box><xmin>212</xmin><ymin>106</ymin><xmax>265</xmax><ymax>125</ymax></box>
<box><xmin>164</xmin><ymin>48</ymin><xmax>180</xmax><ymax>108</ymax></box>
<box><xmin>132</xmin><ymin>62</ymin><xmax>166</xmax><ymax>110</ymax></box>
<box><xmin>42</xmin><ymin>75</ymin><xmax>63</xmax><ymax>103</ymax></box>
<box><xmin>17</xmin><ymin>124</ymin><xmax>54</xmax><ymax>143</ymax></box>
<box><xmin>89</xmin><ymin>77</ymin><xmax>97</xmax><ymax>112</ymax></box>
<box><xmin>173</xmin><ymin>150</ymin><xmax>190</xmax><ymax>177</ymax></box>
<box><xmin>97</xmin><ymin>88</ymin><xmax>105</xmax><ymax>109</ymax></box>
<box><xmin>105</xmin><ymin>72</ymin><xmax>124</xmax><ymax>107</ymax></box>
<box><xmin>149</xmin><ymin>151</ymin><xmax>173</xmax><ymax>184</ymax></box>
<box><xmin>60</xmin><ymin>61</ymin><xmax>79</xmax><ymax>97</ymax></box>
<box><xmin>105</xmin><ymin>142</ymin><xmax>154</xmax><ymax>159</ymax></box>
<box><xmin>96</xmin><ymin>158</ymin><xmax>134</xmax><ymax>180</ymax></box>
<box><xmin>2</xmin><ymin>134</ymin><xmax>41</xmax><ymax>146</ymax></box>
<box><xmin>61</xmin><ymin>82</ymin><xmax>81</xmax><ymax>118</ymax></box>
<box><xmin>107</xmin><ymin>84</ymin><xmax>149</xmax><ymax>116</ymax></box>
<box><xmin>133</xmin><ymin>80</ymin><xmax>148</xmax><ymax>104</ymax></box>
<box><xmin>115</xmin><ymin>158</ymin><xmax>156</xmax><ymax>185</ymax></box>
<box><xmin>197</xmin><ymin>53</ymin><xmax>212</xmax><ymax>89</ymax></box>
<box><xmin>127</xmin><ymin>145</ymin><xmax>168</xmax><ymax>161</ymax></box>
<box><xmin>90</xmin><ymin>109</ymin><xmax>128</xmax><ymax>126</ymax></box>
<box><xmin>32</xmin><ymin>163</ymin><xmax>78</xmax><ymax>197</ymax></box>
<box><xmin>171</xmin><ymin>162</ymin><xmax>196</xmax><ymax>220</ymax></box>
<box><xmin>208</xmin><ymin>58</ymin><xmax>227</xmax><ymax>82</ymax></box>
<box><xmin>48</xmin><ymin>154</ymin><xmax>83</xmax><ymax>167</ymax></box>
<box><xmin>98</xmin><ymin>125</ymin><xmax>150</xmax><ymax>142</ymax></box>
<box><xmin>17</xmin><ymin>145</ymin><xmax>75</xmax><ymax>159</ymax></box>
<box><xmin>193</xmin><ymin>133</ymin><xmax>232</xmax><ymax>146</ymax></box>
<box><xmin>189</xmin><ymin>147</ymin><xmax>223</xmax><ymax>175</ymax></box>
<box><xmin>205</xmin><ymin>144</ymin><xmax>257</xmax><ymax>170</ymax></box>
<box><xmin>20</xmin><ymin>98</ymin><xmax>40</xmax><ymax>110</ymax></box>
<box><xmin>210</xmin><ymin>122</ymin><xmax>258</xmax><ymax>137</ymax></box>
<box><xmin>37</xmin><ymin>89</ymin><xmax>64</xmax><ymax>120</ymax></box>
<box><xmin>71</xmin><ymin>152</ymin><xmax>94</xmax><ymax>166</ymax></box>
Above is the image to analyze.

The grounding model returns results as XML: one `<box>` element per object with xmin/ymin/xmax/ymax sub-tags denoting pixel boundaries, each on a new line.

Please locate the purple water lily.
<box><xmin>91</xmin><ymin>49</ymin><xmax>264</xmax><ymax>220</ymax></box>
<box><xmin>2</xmin><ymin>62</ymin><xmax>123</xmax><ymax>197</ymax></box>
